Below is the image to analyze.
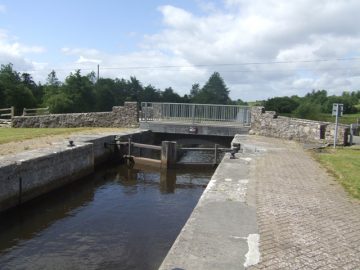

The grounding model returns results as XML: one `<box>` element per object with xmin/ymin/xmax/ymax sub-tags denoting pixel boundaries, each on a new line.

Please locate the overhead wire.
<box><xmin>16</xmin><ymin>57</ymin><xmax>360</xmax><ymax>73</ymax></box>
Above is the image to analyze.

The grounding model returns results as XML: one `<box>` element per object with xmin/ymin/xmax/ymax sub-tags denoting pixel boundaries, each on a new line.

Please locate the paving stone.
<box><xmin>245</xmin><ymin>136</ymin><xmax>360</xmax><ymax>270</ymax></box>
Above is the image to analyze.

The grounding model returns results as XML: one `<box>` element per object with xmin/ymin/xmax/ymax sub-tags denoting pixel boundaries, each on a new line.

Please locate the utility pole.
<box><xmin>97</xmin><ymin>64</ymin><xmax>100</xmax><ymax>81</ymax></box>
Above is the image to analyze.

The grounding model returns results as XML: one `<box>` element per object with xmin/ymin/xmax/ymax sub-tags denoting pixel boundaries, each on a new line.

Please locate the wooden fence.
<box><xmin>0</xmin><ymin>106</ymin><xmax>14</xmax><ymax>119</ymax></box>
<box><xmin>23</xmin><ymin>107</ymin><xmax>49</xmax><ymax>116</ymax></box>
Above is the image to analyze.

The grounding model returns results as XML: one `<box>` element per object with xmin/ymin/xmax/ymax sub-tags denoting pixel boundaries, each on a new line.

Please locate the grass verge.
<box><xmin>313</xmin><ymin>147</ymin><xmax>360</xmax><ymax>199</ymax></box>
<box><xmin>280</xmin><ymin>113</ymin><xmax>360</xmax><ymax>124</ymax></box>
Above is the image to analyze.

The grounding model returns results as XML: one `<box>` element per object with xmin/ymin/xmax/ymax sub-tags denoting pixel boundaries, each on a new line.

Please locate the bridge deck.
<box><xmin>139</xmin><ymin>120</ymin><xmax>250</xmax><ymax>136</ymax></box>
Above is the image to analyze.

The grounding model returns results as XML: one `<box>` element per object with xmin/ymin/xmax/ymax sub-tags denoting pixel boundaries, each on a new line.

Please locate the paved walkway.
<box><xmin>247</xmin><ymin>136</ymin><xmax>360</xmax><ymax>270</ymax></box>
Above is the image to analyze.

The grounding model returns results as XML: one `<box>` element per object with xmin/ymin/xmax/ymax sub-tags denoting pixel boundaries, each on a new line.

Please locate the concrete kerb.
<box><xmin>159</xmin><ymin>134</ymin><xmax>262</xmax><ymax>270</ymax></box>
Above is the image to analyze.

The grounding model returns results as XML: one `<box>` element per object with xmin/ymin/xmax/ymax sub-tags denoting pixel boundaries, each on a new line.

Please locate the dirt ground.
<box><xmin>0</xmin><ymin>128</ymin><xmax>131</xmax><ymax>156</ymax></box>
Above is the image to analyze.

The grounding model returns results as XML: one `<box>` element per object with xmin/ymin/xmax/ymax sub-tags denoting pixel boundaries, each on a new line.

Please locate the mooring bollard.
<box><xmin>161</xmin><ymin>141</ymin><xmax>177</xmax><ymax>168</ymax></box>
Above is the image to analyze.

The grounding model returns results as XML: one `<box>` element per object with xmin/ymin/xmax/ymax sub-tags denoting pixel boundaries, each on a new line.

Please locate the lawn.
<box><xmin>317</xmin><ymin>113</ymin><xmax>360</xmax><ymax>125</ymax></box>
<box><xmin>0</xmin><ymin>128</ymin><xmax>123</xmax><ymax>144</ymax></box>
<box><xmin>313</xmin><ymin>147</ymin><xmax>360</xmax><ymax>199</ymax></box>
<box><xmin>279</xmin><ymin>112</ymin><xmax>360</xmax><ymax>125</ymax></box>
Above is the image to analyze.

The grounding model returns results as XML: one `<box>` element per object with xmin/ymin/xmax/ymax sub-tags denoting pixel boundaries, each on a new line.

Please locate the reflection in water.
<box><xmin>0</xmin><ymin>163</ymin><xmax>213</xmax><ymax>270</ymax></box>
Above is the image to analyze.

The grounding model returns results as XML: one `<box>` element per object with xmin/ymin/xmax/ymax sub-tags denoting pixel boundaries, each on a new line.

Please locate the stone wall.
<box><xmin>250</xmin><ymin>106</ymin><xmax>349</xmax><ymax>145</ymax></box>
<box><xmin>0</xmin><ymin>143</ymin><xmax>94</xmax><ymax>212</ymax></box>
<box><xmin>12</xmin><ymin>102</ymin><xmax>139</xmax><ymax>128</ymax></box>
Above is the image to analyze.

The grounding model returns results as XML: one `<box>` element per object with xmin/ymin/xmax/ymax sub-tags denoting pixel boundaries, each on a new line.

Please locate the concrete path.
<box><xmin>245</xmin><ymin>136</ymin><xmax>360</xmax><ymax>270</ymax></box>
<box><xmin>159</xmin><ymin>141</ymin><xmax>259</xmax><ymax>270</ymax></box>
<box><xmin>159</xmin><ymin>135</ymin><xmax>360</xmax><ymax>269</ymax></box>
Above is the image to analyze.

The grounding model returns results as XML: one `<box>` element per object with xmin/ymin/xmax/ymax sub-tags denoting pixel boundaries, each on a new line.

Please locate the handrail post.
<box><xmin>11</xmin><ymin>106</ymin><xmax>14</xmax><ymax>118</ymax></box>
<box><xmin>191</xmin><ymin>104</ymin><xmax>195</xmax><ymax>124</ymax></box>
<box><xmin>145</xmin><ymin>102</ymin><xmax>148</xmax><ymax>122</ymax></box>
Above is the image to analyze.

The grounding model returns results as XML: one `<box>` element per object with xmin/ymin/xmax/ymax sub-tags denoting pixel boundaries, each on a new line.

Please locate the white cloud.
<box><xmin>109</xmin><ymin>0</ymin><xmax>360</xmax><ymax>100</ymax></box>
<box><xmin>0</xmin><ymin>30</ymin><xmax>45</xmax><ymax>57</ymax></box>
<box><xmin>5</xmin><ymin>1</ymin><xmax>360</xmax><ymax>101</ymax></box>
<box><xmin>61</xmin><ymin>47</ymin><xmax>100</xmax><ymax>56</ymax></box>
<box><xmin>0</xmin><ymin>29</ymin><xmax>46</xmax><ymax>75</ymax></box>
<box><xmin>76</xmin><ymin>56</ymin><xmax>101</xmax><ymax>64</ymax></box>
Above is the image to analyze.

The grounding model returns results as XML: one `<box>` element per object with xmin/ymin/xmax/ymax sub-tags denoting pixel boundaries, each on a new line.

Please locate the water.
<box><xmin>0</xmin><ymin>163</ymin><xmax>214</xmax><ymax>270</ymax></box>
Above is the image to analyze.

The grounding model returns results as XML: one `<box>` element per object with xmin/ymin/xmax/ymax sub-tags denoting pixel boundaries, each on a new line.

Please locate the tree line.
<box><xmin>0</xmin><ymin>63</ymin><xmax>239</xmax><ymax>115</ymax></box>
<box><xmin>1</xmin><ymin>63</ymin><xmax>359</xmax><ymax>118</ymax></box>
<box><xmin>262</xmin><ymin>89</ymin><xmax>360</xmax><ymax>119</ymax></box>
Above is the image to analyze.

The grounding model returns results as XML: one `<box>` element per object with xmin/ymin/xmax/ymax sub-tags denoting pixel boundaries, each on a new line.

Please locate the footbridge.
<box><xmin>139</xmin><ymin>102</ymin><xmax>251</xmax><ymax>137</ymax></box>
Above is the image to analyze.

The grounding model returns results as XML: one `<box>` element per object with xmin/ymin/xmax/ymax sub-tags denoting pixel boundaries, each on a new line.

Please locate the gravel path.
<box><xmin>247</xmin><ymin>136</ymin><xmax>360</xmax><ymax>270</ymax></box>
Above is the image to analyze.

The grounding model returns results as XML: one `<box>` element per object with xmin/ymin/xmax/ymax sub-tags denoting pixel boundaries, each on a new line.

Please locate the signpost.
<box><xmin>332</xmin><ymin>103</ymin><xmax>343</xmax><ymax>148</ymax></box>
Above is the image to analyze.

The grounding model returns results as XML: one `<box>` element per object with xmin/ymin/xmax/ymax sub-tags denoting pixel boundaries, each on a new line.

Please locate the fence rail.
<box><xmin>23</xmin><ymin>107</ymin><xmax>49</xmax><ymax>116</ymax></box>
<box><xmin>0</xmin><ymin>106</ymin><xmax>14</xmax><ymax>119</ymax></box>
<box><xmin>140</xmin><ymin>102</ymin><xmax>251</xmax><ymax>125</ymax></box>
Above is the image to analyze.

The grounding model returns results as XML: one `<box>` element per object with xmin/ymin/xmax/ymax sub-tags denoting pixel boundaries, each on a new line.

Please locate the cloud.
<box><xmin>144</xmin><ymin>0</ymin><xmax>360</xmax><ymax>100</ymax></box>
<box><xmin>0</xmin><ymin>29</ymin><xmax>47</xmax><ymax>75</ymax></box>
<box><xmin>0</xmin><ymin>30</ymin><xmax>45</xmax><ymax>57</ymax></box>
<box><xmin>61</xmin><ymin>47</ymin><xmax>100</xmax><ymax>56</ymax></box>
<box><xmin>76</xmin><ymin>56</ymin><xmax>101</xmax><ymax>64</ymax></box>
<box><xmin>5</xmin><ymin>1</ymin><xmax>360</xmax><ymax>101</ymax></box>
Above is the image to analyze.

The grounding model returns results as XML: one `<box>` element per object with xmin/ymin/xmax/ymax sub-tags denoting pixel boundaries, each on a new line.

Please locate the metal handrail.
<box><xmin>117</xmin><ymin>141</ymin><xmax>162</xmax><ymax>151</ymax></box>
<box><xmin>140</xmin><ymin>102</ymin><xmax>251</xmax><ymax>125</ymax></box>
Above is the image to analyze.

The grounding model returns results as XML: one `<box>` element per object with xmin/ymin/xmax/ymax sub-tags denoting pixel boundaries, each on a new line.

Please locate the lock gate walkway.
<box><xmin>139</xmin><ymin>102</ymin><xmax>251</xmax><ymax>136</ymax></box>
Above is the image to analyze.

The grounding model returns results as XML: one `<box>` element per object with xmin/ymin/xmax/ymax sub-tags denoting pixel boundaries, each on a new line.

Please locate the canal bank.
<box><xmin>0</xmin><ymin>158</ymin><xmax>214</xmax><ymax>270</ymax></box>
<box><xmin>0</xmin><ymin>129</ymin><xmax>152</xmax><ymax>212</ymax></box>
<box><xmin>1</xmin><ymin>130</ymin><xmax>265</xmax><ymax>269</ymax></box>
<box><xmin>159</xmin><ymin>135</ymin><xmax>264</xmax><ymax>270</ymax></box>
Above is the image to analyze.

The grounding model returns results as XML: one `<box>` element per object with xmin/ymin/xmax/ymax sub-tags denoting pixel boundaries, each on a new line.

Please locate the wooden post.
<box><xmin>161</xmin><ymin>141</ymin><xmax>177</xmax><ymax>168</ymax></box>
<box><xmin>23</xmin><ymin>108</ymin><xmax>26</xmax><ymax>116</ymax></box>
<box><xmin>10</xmin><ymin>106</ymin><xmax>14</xmax><ymax>118</ymax></box>
<box><xmin>160</xmin><ymin>168</ymin><xmax>176</xmax><ymax>193</ymax></box>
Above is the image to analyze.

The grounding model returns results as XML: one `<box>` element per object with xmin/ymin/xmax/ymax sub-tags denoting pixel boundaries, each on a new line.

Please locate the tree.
<box><xmin>93</xmin><ymin>78</ymin><xmax>117</xmax><ymax>111</ymax></box>
<box><xmin>191</xmin><ymin>72</ymin><xmax>231</xmax><ymax>104</ymax></box>
<box><xmin>161</xmin><ymin>87</ymin><xmax>182</xmax><ymax>102</ymax></box>
<box><xmin>43</xmin><ymin>70</ymin><xmax>74</xmax><ymax>113</ymax></box>
<box><xmin>264</xmin><ymin>96</ymin><xmax>299</xmax><ymax>113</ymax></box>
<box><xmin>126</xmin><ymin>76</ymin><xmax>143</xmax><ymax>101</ymax></box>
<box><xmin>47</xmin><ymin>70</ymin><xmax>61</xmax><ymax>87</ymax></box>
<box><xmin>21</xmin><ymin>72</ymin><xmax>43</xmax><ymax>106</ymax></box>
<box><xmin>294</xmin><ymin>102</ymin><xmax>321</xmax><ymax>120</ymax></box>
<box><xmin>139</xmin><ymin>85</ymin><xmax>161</xmax><ymax>102</ymax></box>
<box><xmin>190</xmin><ymin>83</ymin><xmax>200</xmax><ymax>99</ymax></box>
<box><xmin>62</xmin><ymin>70</ymin><xmax>95</xmax><ymax>112</ymax></box>
<box><xmin>0</xmin><ymin>63</ymin><xmax>36</xmax><ymax>114</ymax></box>
<box><xmin>234</xmin><ymin>98</ymin><xmax>248</xmax><ymax>106</ymax></box>
<box><xmin>44</xmin><ymin>93</ymin><xmax>74</xmax><ymax>113</ymax></box>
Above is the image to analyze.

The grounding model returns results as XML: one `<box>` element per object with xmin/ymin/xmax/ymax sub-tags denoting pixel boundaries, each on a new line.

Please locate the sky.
<box><xmin>1</xmin><ymin>0</ymin><xmax>360</xmax><ymax>101</ymax></box>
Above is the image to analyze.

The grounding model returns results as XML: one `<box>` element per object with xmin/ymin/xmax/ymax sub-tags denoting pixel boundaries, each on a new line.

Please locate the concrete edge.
<box><xmin>0</xmin><ymin>129</ymin><xmax>152</xmax><ymax>213</ymax></box>
<box><xmin>159</xmin><ymin>135</ymin><xmax>261</xmax><ymax>270</ymax></box>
